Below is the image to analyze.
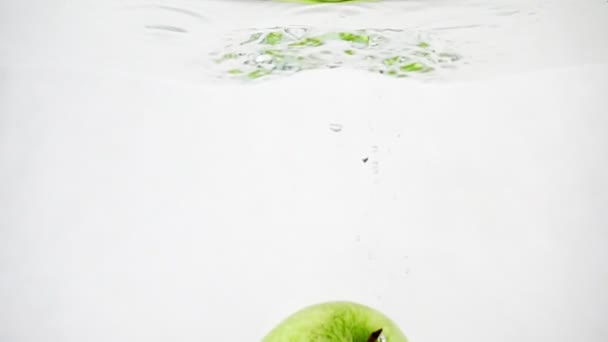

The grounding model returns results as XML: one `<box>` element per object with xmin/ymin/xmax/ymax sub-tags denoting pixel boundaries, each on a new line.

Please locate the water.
<box><xmin>1</xmin><ymin>1</ymin><xmax>608</xmax><ymax>342</ymax></box>
<box><xmin>115</xmin><ymin>0</ymin><xmax>608</xmax><ymax>82</ymax></box>
<box><xmin>4</xmin><ymin>0</ymin><xmax>605</xmax><ymax>83</ymax></box>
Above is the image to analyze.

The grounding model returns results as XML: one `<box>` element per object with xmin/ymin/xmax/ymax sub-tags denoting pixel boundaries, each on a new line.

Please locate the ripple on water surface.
<box><xmin>115</xmin><ymin>0</ymin><xmax>608</xmax><ymax>83</ymax></box>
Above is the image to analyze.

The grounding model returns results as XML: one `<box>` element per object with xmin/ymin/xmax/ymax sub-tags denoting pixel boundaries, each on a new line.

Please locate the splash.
<box><xmin>210</xmin><ymin>27</ymin><xmax>462</xmax><ymax>81</ymax></box>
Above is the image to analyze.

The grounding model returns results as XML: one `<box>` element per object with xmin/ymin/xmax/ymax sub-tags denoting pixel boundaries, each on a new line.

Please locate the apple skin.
<box><xmin>262</xmin><ymin>301</ymin><xmax>409</xmax><ymax>342</ymax></box>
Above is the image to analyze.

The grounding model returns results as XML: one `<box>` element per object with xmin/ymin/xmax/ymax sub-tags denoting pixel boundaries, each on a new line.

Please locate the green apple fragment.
<box><xmin>212</xmin><ymin>27</ymin><xmax>462</xmax><ymax>81</ymax></box>
<box><xmin>264</xmin><ymin>32</ymin><xmax>284</xmax><ymax>45</ymax></box>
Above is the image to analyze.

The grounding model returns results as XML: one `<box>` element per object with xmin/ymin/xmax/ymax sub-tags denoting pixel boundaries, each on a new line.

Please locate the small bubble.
<box><xmin>285</xmin><ymin>27</ymin><xmax>307</xmax><ymax>40</ymax></box>
<box><xmin>329</xmin><ymin>123</ymin><xmax>343</xmax><ymax>132</ymax></box>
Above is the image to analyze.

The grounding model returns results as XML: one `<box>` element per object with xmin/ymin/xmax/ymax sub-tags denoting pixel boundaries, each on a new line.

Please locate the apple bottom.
<box><xmin>262</xmin><ymin>301</ymin><xmax>409</xmax><ymax>342</ymax></box>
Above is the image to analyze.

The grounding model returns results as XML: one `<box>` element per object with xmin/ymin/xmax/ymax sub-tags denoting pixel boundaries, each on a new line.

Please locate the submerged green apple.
<box><xmin>262</xmin><ymin>301</ymin><xmax>409</xmax><ymax>342</ymax></box>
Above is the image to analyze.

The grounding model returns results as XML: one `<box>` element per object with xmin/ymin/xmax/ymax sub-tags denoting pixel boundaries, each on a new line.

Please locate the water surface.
<box><xmin>3</xmin><ymin>0</ymin><xmax>606</xmax><ymax>83</ymax></box>
<box><xmin>116</xmin><ymin>0</ymin><xmax>608</xmax><ymax>81</ymax></box>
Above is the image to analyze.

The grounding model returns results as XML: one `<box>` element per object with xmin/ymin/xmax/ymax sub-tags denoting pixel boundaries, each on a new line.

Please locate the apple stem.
<box><xmin>367</xmin><ymin>328</ymin><xmax>383</xmax><ymax>342</ymax></box>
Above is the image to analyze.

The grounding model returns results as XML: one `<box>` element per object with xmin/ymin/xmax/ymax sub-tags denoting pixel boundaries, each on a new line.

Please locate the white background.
<box><xmin>1</xmin><ymin>0</ymin><xmax>607</xmax><ymax>341</ymax></box>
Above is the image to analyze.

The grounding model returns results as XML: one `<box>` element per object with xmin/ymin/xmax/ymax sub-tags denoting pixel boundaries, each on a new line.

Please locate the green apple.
<box><xmin>278</xmin><ymin>0</ymin><xmax>375</xmax><ymax>3</ymax></box>
<box><xmin>262</xmin><ymin>301</ymin><xmax>409</xmax><ymax>342</ymax></box>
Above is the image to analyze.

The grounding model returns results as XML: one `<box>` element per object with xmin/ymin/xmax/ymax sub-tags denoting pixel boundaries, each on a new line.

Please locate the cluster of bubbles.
<box><xmin>210</xmin><ymin>27</ymin><xmax>462</xmax><ymax>81</ymax></box>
